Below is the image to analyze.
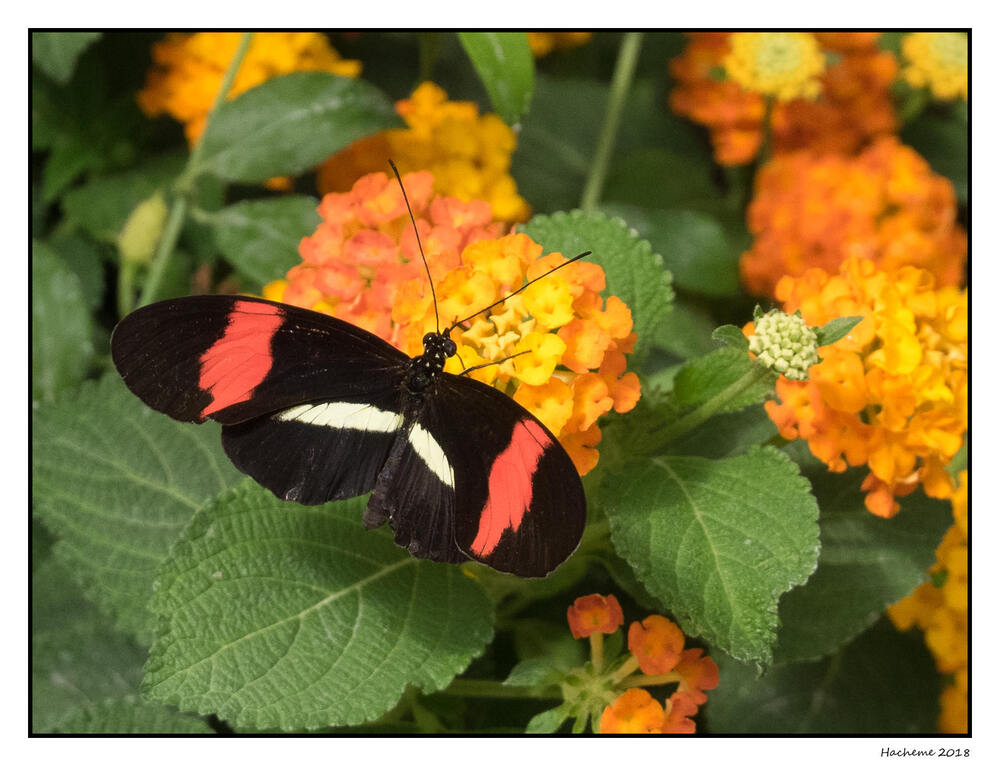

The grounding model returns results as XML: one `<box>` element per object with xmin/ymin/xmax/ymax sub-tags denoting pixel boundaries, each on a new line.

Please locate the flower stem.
<box><xmin>655</xmin><ymin>363</ymin><xmax>773</xmax><ymax>445</ymax></box>
<box><xmin>590</xmin><ymin>632</ymin><xmax>605</xmax><ymax>673</ymax></box>
<box><xmin>134</xmin><ymin>32</ymin><xmax>253</xmax><ymax>310</ymax></box>
<box><xmin>579</xmin><ymin>32</ymin><xmax>643</xmax><ymax>212</ymax></box>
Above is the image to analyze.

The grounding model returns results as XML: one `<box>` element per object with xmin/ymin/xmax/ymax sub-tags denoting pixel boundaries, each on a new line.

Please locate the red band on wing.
<box><xmin>470</xmin><ymin>419</ymin><xmax>552</xmax><ymax>557</ymax></box>
<box><xmin>198</xmin><ymin>300</ymin><xmax>284</xmax><ymax>418</ymax></box>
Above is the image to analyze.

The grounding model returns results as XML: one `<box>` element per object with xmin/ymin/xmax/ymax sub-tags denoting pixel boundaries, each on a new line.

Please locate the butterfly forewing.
<box><xmin>111</xmin><ymin>295</ymin><xmax>409</xmax><ymax>425</ymax></box>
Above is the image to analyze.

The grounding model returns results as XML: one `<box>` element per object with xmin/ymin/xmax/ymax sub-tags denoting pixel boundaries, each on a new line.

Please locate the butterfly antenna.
<box><xmin>446</xmin><ymin>249</ymin><xmax>592</xmax><ymax>333</ymax></box>
<box><xmin>389</xmin><ymin>159</ymin><xmax>439</xmax><ymax>334</ymax></box>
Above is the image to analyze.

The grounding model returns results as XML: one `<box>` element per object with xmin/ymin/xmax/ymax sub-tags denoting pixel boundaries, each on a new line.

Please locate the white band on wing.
<box><xmin>277</xmin><ymin>402</ymin><xmax>454</xmax><ymax>488</ymax></box>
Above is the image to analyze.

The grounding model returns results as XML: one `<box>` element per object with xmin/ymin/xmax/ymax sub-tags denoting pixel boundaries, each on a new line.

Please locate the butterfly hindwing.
<box><xmin>111</xmin><ymin>295</ymin><xmax>410</xmax><ymax>425</ymax></box>
<box><xmin>221</xmin><ymin>392</ymin><xmax>405</xmax><ymax>505</ymax></box>
<box><xmin>408</xmin><ymin>373</ymin><xmax>586</xmax><ymax>577</ymax></box>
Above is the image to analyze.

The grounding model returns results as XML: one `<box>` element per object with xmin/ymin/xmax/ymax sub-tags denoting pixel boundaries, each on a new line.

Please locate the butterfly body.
<box><xmin>112</xmin><ymin>295</ymin><xmax>585</xmax><ymax>577</ymax></box>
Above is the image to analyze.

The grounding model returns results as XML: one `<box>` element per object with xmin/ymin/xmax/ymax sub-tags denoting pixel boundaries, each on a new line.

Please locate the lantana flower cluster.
<box><xmin>317</xmin><ymin>82</ymin><xmax>531</xmax><ymax>223</ymax></box>
<box><xmin>265</xmin><ymin>171</ymin><xmax>640</xmax><ymax>475</ymax></box>
<box><xmin>763</xmin><ymin>257</ymin><xmax>967</xmax><ymax>518</ymax></box>
<box><xmin>901</xmin><ymin>32</ymin><xmax>968</xmax><ymax>102</ymax></box>
<box><xmin>565</xmin><ymin>594</ymin><xmax>719</xmax><ymax>734</ymax></box>
<box><xmin>669</xmin><ymin>32</ymin><xmax>898</xmax><ymax>165</ymax></box>
<box><xmin>888</xmin><ymin>470</ymin><xmax>968</xmax><ymax>733</ymax></box>
<box><xmin>137</xmin><ymin>32</ymin><xmax>361</xmax><ymax>144</ymax></box>
<box><xmin>740</xmin><ymin>136</ymin><xmax>967</xmax><ymax>298</ymax></box>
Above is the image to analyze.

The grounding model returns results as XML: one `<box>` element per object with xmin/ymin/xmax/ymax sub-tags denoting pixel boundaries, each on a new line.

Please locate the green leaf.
<box><xmin>32</xmin><ymin>240</ymin><xmax>94</xmax><ymax>405</ymax></box>
<box><xmin>207</xmin><ymin>196</ymin><xmax>322</xmax><ymax>287</ymax></box>
<box><xmin>712</xmin><ymin>324</ymin><xmax>750</xmax><ymax>352</ymax></box>
<box><xmin>192</xmin><ymin>72</ymin><xmax>402</xmax><ymax>184</ymax></box>
<box><xmin>32</xmin><ymin>557</ymin><xmax>147</xmax><ymax>732</ymax></box>
<box><xmin>144</xmin><ymin>484</ymin><xmax>494</xmax><ymax>731</ymax></box>
<box><xmin>53</xmin><ymin>697</ymin><xmax>215</xmax><ymax>735</ymax></box>
<box><xmin>605</xmin><ymin>207</ymin><xmax>739</xmax><ymax>297</ymax></box>
<box><xmin>648</xmin><ymin>296</ymin><xmax>718</xmax><ymax>359</ymax></box>
<box><xmin>32</xmin><ymin>375</ymin><xmax>245</xmax><ymax>641</ymax></box>
<box><xmin>503</xmin><ymin>658</ymin><xmax>561</xmax><ymax>688</ymax></box>
<box><xmin>901</xmin><ymin>105</ymin><xmax>968</xmax><ymax>205</ymax></box>
<box><xmin>673</xmin><ymin>347</ymin><xmax>776</xmax><ymax>412</ymax></box>
<box><xmin>815</xmin><ymin>316</ymin><xmax>863</xmax><ymax>347</ymax></box>
<box><xmin>774</xmin><ymin>472</ymin><xmax>952</xmax><ymax>663</ymax></box>
<box><xmin>707</xmin><ymin>619</ymin><xmax>939</xmax><ymax>733</ymax></box>
<box><xmin>665</xmin><ymin>406</ymin><xmax>778</xmax><ymax>461</ymax></box>
<box><xmin>62</xmin><ymin>153</ymin><xmax>185</xmax><ymax>242</ymax></box>
<box><xmin>526</xmin><ymin>706</ymin><xmax>569</xmax><ymax>734</ymax></box>
<box><xmin>603</xmin><ymin>147</ymin><xmax>719</xmax><ymax>210</ymax></box>
<box><xmin>457</xmin><ymin>33</ymin><xmax>534</xmax><ymax>125</ymax></box>
<box><xmin>45</xmin><ymin>232</ymin><xmax>106</xmax><ymax>309</ymax></box>
<box><xmin>521</xmin><ymin>210</ymin><xmax>674</xmax><ymax>365</ymax></box>
<box><xmin>32</xmin><ymin>32</ymin><xmax>102</xmax><ymax>84</ymax></box>
<box><xmin>604</xmin><ymin>447</ymin><xmax>820</xmax><ymax>666</ymax></box>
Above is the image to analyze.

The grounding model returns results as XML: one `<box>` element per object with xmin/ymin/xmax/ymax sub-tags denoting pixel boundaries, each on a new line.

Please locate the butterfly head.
<box><xmin>406</xmin><ymin>332</ymin><xmax>458</xmax><ymax>394</ymax></box>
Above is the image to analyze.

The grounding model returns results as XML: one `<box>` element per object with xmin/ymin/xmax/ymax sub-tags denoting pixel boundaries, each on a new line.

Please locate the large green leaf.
<box><xmin>32</xmin><ymin>375</ymin><xmax>245</xmax><ymax>640</ymax></box>
<box><xmin>707</xmin><ymin>619</ymin><xmax>939</xmax><ymax>733</ymax></box>
<box><xmin>521</xmin><ymin>210</ymin><xmax>674</xmax><ymax>365</ymax></box>
<box><xmin>774</xmin><ymin>471</ymin><xmax>952</xmax><ymax>663</ymax></box>
<box><xmin>31</xmin><ymin>32</ymin><xmax>102</xmax><ymax>84</ymax></box>
<box><xmin>144</xmin><ymin>484</ymin><xmax>494</xmax><ymax>731</ymax></box>
<box><xmin>32</xmin><ymin>557</ymin><xmax>147</xmax><ymax>732</ymax></box>
<box><xmin>32</xmin><ymin>240</ymin><xmax>94</xmax><ymax>405</ymax></box>
<box><xmin>53</xmin><ymin>698</ymin><xmax>214</xmax><ymax>734</ymax></box>
<box><xmin>192</xmin><ymin>72</ymin><xmax>402</xmax><ymax>184</ymax></box>
<box><xmin>207</xmin><ymin>196</ymin><xmax>321</xmax><ymax>287</ymax></box>
<box><xmin>457</xmin><ymin>33</ymin><xmax>534</xmax><ymax>125</ymax></box>
<box><xmin>604</xmin><ymin>447</ymin><xmax>819</xmax><ymax>666</ymax></box>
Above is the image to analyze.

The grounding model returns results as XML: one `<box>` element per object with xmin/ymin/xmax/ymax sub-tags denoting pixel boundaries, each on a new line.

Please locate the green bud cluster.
<box><xmin>748</xmin><ymin>309</ymin><xmax>819</xmax><ymax>381</ymax></box>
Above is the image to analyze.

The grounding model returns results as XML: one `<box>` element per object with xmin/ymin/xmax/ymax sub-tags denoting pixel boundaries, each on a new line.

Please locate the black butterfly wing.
<box><xmin>111</xmin><ymin>295</ymin><xmax>409</xmax><ymax>425</ymax></box>
<box><xmin>374</xmin><ymin>373</ymin><xmax>586</xmax><ymax>577</ymax></box>
<box><xmin>112</xmin><ymin>295</ymin><xmax>412</xmax><ymax>505</ymax></box>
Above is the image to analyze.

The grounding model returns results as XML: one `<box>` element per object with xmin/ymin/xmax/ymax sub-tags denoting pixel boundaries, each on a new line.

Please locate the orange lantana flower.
<box><xmin>567</xmin><ymin>594</ymin><xmax>625</xmax><ymax>639</ymax></box>
<box><xmin>740</xmin><ymin>137</ymin><xmax>967</xmax><ymax>298</ymax></box>
<box><xmin>765</xmin><ymin>258</ymin><xmax>967</xmax><ymax>518</ymax></box>
<box><xmin>266</xmin><ymin>171</ymin><xmax>640</xmax><ymax>475</ymax></box>
<box><xmin>627</xmin><ymin>615</ymin><xmax>685</xmax><ymax>675</ymax></box>
<box><xmin>599</xmin><ymin>689</ymin><xmax>666</xmax><ymax>734</ymax></box>
<box><xmin>669</xmin><ymin>32</ymin><xmax>897</xmax><ymax>166</ymax></box>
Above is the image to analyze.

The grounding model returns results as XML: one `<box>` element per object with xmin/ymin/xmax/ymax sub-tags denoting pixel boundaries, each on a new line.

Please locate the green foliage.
<box><xmin>457</xmin><ymin>33</ymin><xmax>534</xmax><ymax>125</ymax></box>
<box><xmin>522</xmin><ymin>210</ymin><xmax>674</xmax><ymax>365</ymax></box>
<box><xmin>207</xmin><ymin>196</ymin><xmax>322</xmax><ymax>287</ymax></box>
<box><xmin>815</xmin><ymin>315</ymin><xmax>863</xmax><ymax>347</ymax></box>
<box><xmin>192</xmin><ymin>72</ymin><xmax>402</xmax><ymax>184</ymax></box>
<box><xmin>144</xmin><ymin>484</ymin><xmax>493</xmax><ymax>730</ymax></box>
<box><xmin>32</xmin><ymin>32</ymin><xmax>102</xmax><ymax>84</ymax></box>
<box><xmin>707</xmin><ymin>619</ymin><xmax>940</xmax><ymax>733</ymax></box>
<box><xmin>774</xmin><ymin>471</ymin><xmax>952</xmax><ymax>663</ymax></box>
<box><xmin>31</xmin><ymin>31</ymin><xmax>966</xmax><ymax>735</ymax></box>
<box><xmin>32</xmin><ymin>376</ymin><xmax>245</xmax><ymax>640</ymax></box>
<box><xmin>603</xmin><ymin>447</ymin><xmax>820</xmax><ymax>665</ymax></box>
<box><xmin>32</xmin><ymin>241</ymin><xmax>94</xmax><ymax>404</ymax></box>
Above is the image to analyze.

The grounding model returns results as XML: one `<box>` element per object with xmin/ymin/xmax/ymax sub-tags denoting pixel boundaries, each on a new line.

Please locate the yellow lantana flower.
<box><xmin>138</xmin><ymin>32</ymin><xmax>361</xmax><ymax>144</ymax></box>
<box><xmin>724</xmin><ymin>32</ymin><xmax>826</xmax><ymax>101</ymax></box>
<box><xmin>902</xmin><ymin>32</ymin><xmax>968</xmax><ymax>101</ymax></box>
<box><xmin>318</xmin><ymin>82</ymin><xmax>531</xmax><ymax>223</ymax></box>
<box><xmin>266</xmin><ymin>171</ymin><xmax>640</xmax><ymax>476</ymax></box>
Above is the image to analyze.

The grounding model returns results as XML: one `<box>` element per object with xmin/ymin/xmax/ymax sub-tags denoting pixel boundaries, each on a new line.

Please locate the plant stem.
<box><xmin>134</xmin><ymin>32</ymin><xmax>253</xmax><ymax>310</ymax></box>
<box><xmin>117</xmin><ymin>259</ymin><xmax>137</xmax><ymax>319</ymax></box>
<box><xmin>439</xmin><ymin>679</ymin><xmax>560</xmax><ymax>699</ymax></box>
<box><xmin>655</xmin><ymin>363</ymin><xmax>773</xmax><ymax>445</ymax></box>
<box><xmin>579</xmin><ymin>32</ymin><xmax>642</xmax><ymax>212</ymax></box>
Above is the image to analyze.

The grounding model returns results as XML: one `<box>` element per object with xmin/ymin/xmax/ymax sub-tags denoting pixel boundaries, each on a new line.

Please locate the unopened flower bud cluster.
<box><xmin>748</xmin><ymin>310</ymin><xmax>818</xmax><ymax>380</ymax></box>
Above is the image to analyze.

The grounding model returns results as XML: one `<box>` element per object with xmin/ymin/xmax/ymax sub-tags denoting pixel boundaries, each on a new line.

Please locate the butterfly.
<box><xmin>111</xmin><ymin>169</ymin><xmax>588</xmax><ymax>577</ymax></box>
